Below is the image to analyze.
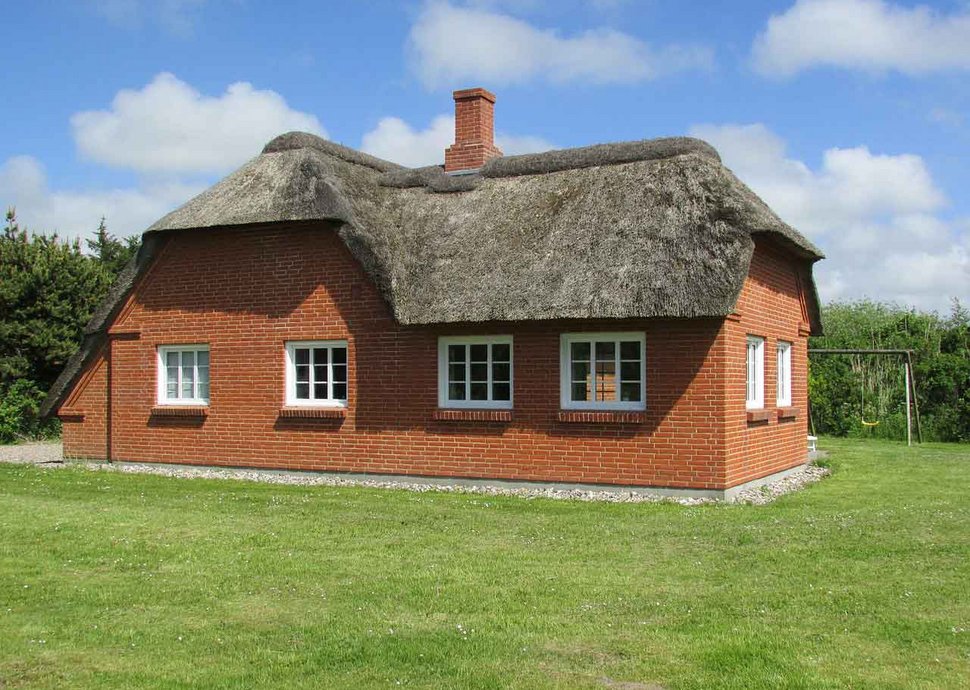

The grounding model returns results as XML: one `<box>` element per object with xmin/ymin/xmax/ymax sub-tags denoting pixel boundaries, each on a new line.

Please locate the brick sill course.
<box><xmin>58</xmin><ymin>408</ymin><xmax>86</xmax><ymax>422</ymax></box>
<box><xmin>777</xmin><ymin>407</ymin><xmax>799</xmax><ymax>420</ymax></box>
<box><xmin>278</xmin><ymin>407</ymin><xmax>347</xmax><ymax>419</ymax></box>
<box><xmin>746</xmin><ymin>409</ymin><xmax>771</xmax><ymax>423</ymax></box>
<box><xmin>433</xmin><ymin>409</ymin><xmax>512</xmax><ymax>422</ymax></box>
<box><xmin>557</xmin><ymin>410</ymin><xmax>646</xmax><ymax>424</ymax></box>
<box><xmin>151</xmin><ymin>406</ymin><xmax>208</xmax><ymax>418</ymax></box>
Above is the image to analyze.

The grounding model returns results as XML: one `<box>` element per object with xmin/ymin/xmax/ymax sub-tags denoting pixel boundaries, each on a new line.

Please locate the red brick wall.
<box><xmin>58</xmin><ymin>224</ymin><xmax>810</xmax><ymax>490</ymax></box>
<box><xmin>723</xmin><ymin>240</ymin><xmax>811</xmax><ymax>486</ymax></box>
<box><xmin>60</xmin><ymin>346</ymin><xmax>108</xmax><ymax>459</ymax></box>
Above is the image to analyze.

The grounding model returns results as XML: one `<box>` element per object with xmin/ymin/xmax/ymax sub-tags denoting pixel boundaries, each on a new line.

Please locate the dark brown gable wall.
<box><xmin>62</xmin><ymin>222</ymin><xmax>742</xmax><ymax>489</ymax></box>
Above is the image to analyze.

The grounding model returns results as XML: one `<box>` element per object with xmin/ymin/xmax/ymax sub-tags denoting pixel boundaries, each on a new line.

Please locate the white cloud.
<box><xmin>753</xmin><ymin>0</ymin><xmax>970</xmax><ymax>77</ymax></box>
<box><xmin>89</xmin><ymin>0</ymin><xmax>208</xmax><ymax>36</ymax></box>
<box><xmin>0</xmin><ymin>156</ymin><xmax>203</xmax><ymax>241</ymax></box>
<box><xmin>689</xmin><ymin>123</ymin><xmax>968</xmax><ymax>311</ymax></box>
<box><xmin>408</xmin><ymin>1</ymin><xmax>711</xmax><ymax>88</ymax></box>
<box><xmin>2</xmin><ymin>73</ymin><xmax>330</xmax><ymax>243</ymax></box>
<box><xmin>71</xmin><ymin>72</ymin><xmax>325</xmax><ymax>175</ymax></box>
<box><xmin>361</xmin><ymin>114</ymin><xmax>555</xmax><ymax>167</ymax></box>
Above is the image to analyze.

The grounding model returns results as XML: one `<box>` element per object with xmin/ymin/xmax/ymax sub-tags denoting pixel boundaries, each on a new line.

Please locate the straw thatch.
<box><xmin>42</xmin><ymin>131</ymin><xmax>823</xmax><ymax>416</ymax></box>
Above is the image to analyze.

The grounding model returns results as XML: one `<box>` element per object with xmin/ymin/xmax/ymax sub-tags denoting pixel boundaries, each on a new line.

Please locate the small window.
<box><xmin>560</xmin><ymin>333</ymin><xmax>645</xmax><ymax>411</ymax></box>
<box><xmin>438</xmin><ymin>336</ymin><xmax>513</xmax><ymax>409</ymax></box>
<box><xmin>285</xmin><ymin>340</ymin><xmax>348</xmax><ymax>407</ymax></box>
<box><xmin>157</xmin><ymin>345</ymin><xmax>209</xmax><ymax>405</ymax></box>
<box><xmin>746</xmin><ymin>336</ymin><xmax>765</xmax><ymax>409</ymax></box>
<box><xmin>777</xmin><ymin>341</ymin><xmax>792</xmax><ymax>407</ymax></box>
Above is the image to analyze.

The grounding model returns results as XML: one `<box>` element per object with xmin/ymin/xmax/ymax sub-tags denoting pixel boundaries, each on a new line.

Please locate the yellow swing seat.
<box><xmin>861</xmin><ymin>419</ymin><xmax>880</xmax><ymax>427</ymax></box>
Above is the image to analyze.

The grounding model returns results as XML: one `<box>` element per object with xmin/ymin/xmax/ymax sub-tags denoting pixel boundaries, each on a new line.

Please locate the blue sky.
<box><xmin>2</xmin><ymin>0</ymin><xmax>968</xmax><ymax>311</ymax></box>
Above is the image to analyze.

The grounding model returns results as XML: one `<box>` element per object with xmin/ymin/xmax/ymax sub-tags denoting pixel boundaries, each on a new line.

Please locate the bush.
<box><xmin>0</xmin><ymin>379</ymin><xmax>58</xmax><ymax>443</ymax></box>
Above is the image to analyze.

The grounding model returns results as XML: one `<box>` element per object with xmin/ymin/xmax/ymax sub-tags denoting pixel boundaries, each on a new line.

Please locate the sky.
<box><xmin>2</xmin><ymin>0</ymin><xmax>968</xmax><ymax>313</ymax></box>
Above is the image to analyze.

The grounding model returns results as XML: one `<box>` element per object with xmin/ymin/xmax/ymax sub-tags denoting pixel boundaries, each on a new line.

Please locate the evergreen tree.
<box><xmin>86</xmin><ymin>217</ymin><xmax>140</xmax><ymax>275</ymax></box>
<box><xmin>0</xmin><ymin>209</ymin><xmax>119</xmax><ymax>440</ymax></box>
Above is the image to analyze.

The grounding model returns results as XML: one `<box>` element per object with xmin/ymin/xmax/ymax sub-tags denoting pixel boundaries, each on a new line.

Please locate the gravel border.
<box><xmin>1</xmin><ymin>442</ymin><xmax>829</xmax><ymax>505</ymax></box>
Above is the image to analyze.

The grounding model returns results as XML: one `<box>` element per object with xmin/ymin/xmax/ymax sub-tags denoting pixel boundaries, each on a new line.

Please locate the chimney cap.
<box><xmin>452</xmin><ymin>87</ymin><xmax>496</xmax><ymax>103</ymax></box>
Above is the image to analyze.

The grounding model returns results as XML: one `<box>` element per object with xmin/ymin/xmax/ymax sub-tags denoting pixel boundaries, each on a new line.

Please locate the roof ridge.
<box><xmin>379</xmin><ymin>137</ymin><xmax>721</xmax><ymax>190</ymax></box>
<box><xmin>262</xmin><ymin>131</ymin><xmax>402</xmax><ymax>173</ymax></box>
<box><xmin>482</xmin><ymin>137</ymin><xmax>720</xmax><ymax>178</ymax></box>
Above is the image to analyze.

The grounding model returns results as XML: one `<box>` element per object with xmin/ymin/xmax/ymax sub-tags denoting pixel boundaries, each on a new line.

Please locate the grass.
<box><xmin>0</xmin><ymin>438</ymin><xmax>967</xmax><ymax>689</ymax></box>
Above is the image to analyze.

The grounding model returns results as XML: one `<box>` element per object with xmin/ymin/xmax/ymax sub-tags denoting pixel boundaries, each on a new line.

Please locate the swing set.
<box><xmin>808</xmin><ymin>349</ymin><xmax>922</xmax><ymax>446</ymax></box>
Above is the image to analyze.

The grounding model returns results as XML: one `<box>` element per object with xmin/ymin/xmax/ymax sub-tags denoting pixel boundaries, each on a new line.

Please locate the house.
<box><xmin>42</xmin><ymin>88</ymin><xmax>824</xmax><ymax>499</ymax></box>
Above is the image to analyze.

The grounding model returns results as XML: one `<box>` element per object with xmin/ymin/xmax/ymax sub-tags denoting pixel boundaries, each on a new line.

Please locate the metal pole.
<box><xmin>905</xmin><ymin>362</ymin><xmax>912</xmax><ymax>447</ymax></box>
<box><xmin>906</xmin><ymin>351</ymin><xmax>923</xmax><ymax>444</ymax></box>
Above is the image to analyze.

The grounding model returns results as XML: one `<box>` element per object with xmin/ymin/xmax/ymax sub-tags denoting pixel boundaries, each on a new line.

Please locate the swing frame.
<box><xmin>808</xmin><ymin>349</ymin><xmax>922</xmax><ymax>446</ymax></box>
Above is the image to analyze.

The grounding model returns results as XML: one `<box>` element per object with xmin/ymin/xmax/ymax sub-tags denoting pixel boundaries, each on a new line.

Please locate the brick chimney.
<box><xmin>444</xmin><ymin>87</ymin><xmax>503</xmax><ymax>173</ymax></box>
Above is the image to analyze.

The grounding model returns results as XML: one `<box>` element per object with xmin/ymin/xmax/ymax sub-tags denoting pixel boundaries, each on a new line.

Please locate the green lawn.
<box><xmin>1</xmin><ymin>439</ymin><xmax>968</xmax><ymax>689</ymax></box>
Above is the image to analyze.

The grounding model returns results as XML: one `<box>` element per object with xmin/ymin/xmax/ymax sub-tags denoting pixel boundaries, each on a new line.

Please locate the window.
<box><xmin>746</xmin><ymin>336</ymin><xmax>765</xmax><ymax>409</ymax></box>
<box><xmin>157</xmin><ymin>345</ymin><xmax>209</xmax><ymax>405</ymax></box>
<box><xmin>560</xmin><ymin>333</ymin><xmax>645</xmax><ymax>411</ymax></box>
<box><xmin>438</xmin><ymin>336</ymin><xmax>513</xmax><ymax>409</ymax></box>
<box><xmin>777</xmin><ymin>341</ymin><xmax>792</xmax><ymax>407</ymax></box>
<box><xmin>285</xmin><ymin>340</ymin><xmax>348</xmax><ymax>407</ymax></box>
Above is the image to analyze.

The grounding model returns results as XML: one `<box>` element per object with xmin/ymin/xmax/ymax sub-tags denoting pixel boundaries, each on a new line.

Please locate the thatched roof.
<box><xmin>42</xmin><ymin>131</ymin><xmax>823</xmax><ymax>417</ymax></box>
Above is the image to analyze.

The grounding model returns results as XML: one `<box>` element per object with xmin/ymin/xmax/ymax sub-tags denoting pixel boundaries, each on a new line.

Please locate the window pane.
<box><xmin>332</xmin><ymin>347</ymin><xmax>347</xmax><ymax>364</ymax></box>
<box><xmin>571</xmin><ymin>341</ymin><xmax>590</xmax><ymax>362</ymax></box>
<box><xmin>571</xmin><ymin>360</ymin><xmax>591</xmax><ymax>402</ymax></box>
<box><xmin>470</xmin><ymin>382</ymin><xmax>488</xmax><ymax>400</ymax></box>
<box><xmin>166</xmin><ymin>378</ymin><xmax>178</xmax><ymax>399</ymax></box>
<box><xmin>197</xmin><ymin>365</ymin><xmax>209</xmax><ymax>385</ymax></box>
<box><xmin>166</xmin><ymin>352</ymin><xmax>179</xmax><ymax>368</ymax></box>
<box><xmin>296</xmin><ymin>382</ymin><xmax>310</xmax><ymax>399</ymax></box>
<box><xmin>332</xmin><ymin>383</ymin><xmax>347</xmax><ymax>400</ymax></box>
<box><xmin>595</xmin><ymin>341</ymin><xmax>615</xmax><ymax>361</ymax></box>
<box><xmin>197</xmin><ymin>350</ymin><xmax>209</xmax><ymax>367</ymax></box>
<box><xmin>492</xmin><ymin>382</ymin><xmax>510</xmax><ymax>401</ymax></box>
<box><xmin>448</xmin><ymin>382</ymin><xmax>466</xmax><ymax>400</ymax></box>
<box><xmin>620</xmin><ymin>341</ymin><xmax>640</xmax><ymax>360</ymax></box>
<box><xmin>620</xmin><ymin>382</ymin><xmax>641</xmax><ymax>402</ymax></box>
<box><xmin>470</xmin><ymin>362</ymin><xmax>488</xmax><ymax>381</ymax></box>
<box><xmin>314</xmin><ymin>364</ymin><xmax>328</xmax><ymax>383</ymax></box>
<box><xmin>198</xmin><ymin>383</ymin><xmax>209</xmax><ymax>401</ymax></box>
<box><xmin>492</xmin><ymin>343</ymin><xmax>510</xmax><ymax>362</ymax></box>
<box><xmin>448</xmin><ymin>344</ymin><xmax>466</xmax><ymax>363</ymax></box>
<box><xmin>332</xmin><ymin>364</ymin><xmax>347</xmax><ymax>384</ymax></box>
<box><xmin>295</xmin><ymin>348</ymin><xmax>309</xmax><ymax>365</ymax></box>
<box><xmin>469</xmin><ymin>344</ymin><xmax>488</xmax><ymax>362</ymax></box>
<box><xmin>182</xmin><ymin>365</ymin><xmax>195</xmax><ymax>398</ymax></box>
<box><xmin>571</xmin><ymin>361</ymin><xmax>589</xmax><ymax>381</ymax></box>
<box><xmin>182</xmin><ymin>351</ymin><xmax>195</xmax><ymax>369</ymax></box>
<box><xmin>571</xmin><ymin>382</ymin><xmax>588</xmax><ymax>401</ymax></box>
<box><xmin>595</xmin><ymin>360</ymin><xmax>616</xmax><ymax>401</ymax></box>
<box><xmin>620</xmin><ymin>361</ymin><xmax>639</xmax><ymax>381</ymax></box>
<box><xmin>314</xmin><ymin>382</ymin><xmax>328</xmax><ymax>399</ymax></box>
<box><xmin>492</xmin><ymin>362</ymin><xmax>510</xmax><ymax>382</ymax></box>
<box><xmin>296</xmin><ymin>364</ymin><xmax>310</xmax><ymax>383</ymax></box>
<box><xmin>312</xmin><ymin>348</ymin><xmax>329</xmax><ymax>366</ymax></box>
<box><xmin>449</xmin><ymin>362</ymin><xmax>466</xmax><ymax>382</ymax></box>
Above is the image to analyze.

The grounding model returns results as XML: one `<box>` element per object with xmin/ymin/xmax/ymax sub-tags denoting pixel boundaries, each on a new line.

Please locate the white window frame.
<box><xmin>560</xmin><ymin>332</ymin><xmax>646</xmax><ymax>411</ymax></box>
<box><xmin>284</xmin><ymin>340</ymin><xmax>349</xmax><ymax>408</ymax></box>
<box><xmin>157</xmin><ymin>345</ymin><xmax>210</xmax><ymax>406</ymax></box>
<box><xmin>776</xmin><ymin>340</ymin><xmax>792</xmax><ymax>407</ymax></box>
<box><xmin>437</xmin><ymin>335</ymin><xmax>513</xmax><ymax>410</ymax></box>
<box><xmin>746</xmin><ymin>336</ymin><xmax>765</xmax><ymax>410</ymax></box>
